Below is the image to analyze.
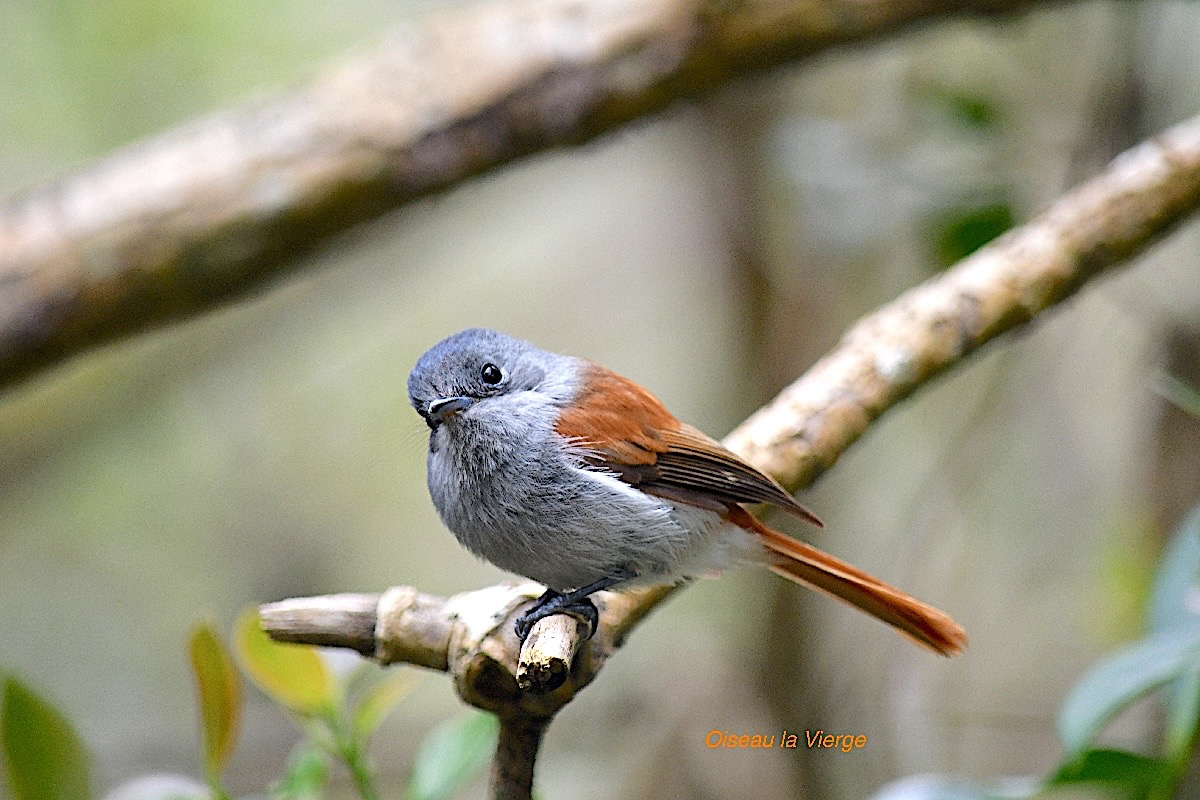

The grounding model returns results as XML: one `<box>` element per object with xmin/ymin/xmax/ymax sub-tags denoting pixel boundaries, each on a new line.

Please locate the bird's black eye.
<box><xmin>480</xmin><ymin>363</ymin><xmax>503</xmax><ymax>385</ymax></box>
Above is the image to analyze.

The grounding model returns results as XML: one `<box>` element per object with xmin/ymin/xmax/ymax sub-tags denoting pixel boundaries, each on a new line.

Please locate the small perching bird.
<box><xmin>407</xmin><ymin>328</ymin><xmax>965</xmax><ymax>656</ymax></box>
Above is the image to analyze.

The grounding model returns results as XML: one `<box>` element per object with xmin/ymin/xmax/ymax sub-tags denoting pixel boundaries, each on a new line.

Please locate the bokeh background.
<box><xmin>3</xmin><ymin>1</ymin><xmax>1200</xmax><ymax>799</ymax></box>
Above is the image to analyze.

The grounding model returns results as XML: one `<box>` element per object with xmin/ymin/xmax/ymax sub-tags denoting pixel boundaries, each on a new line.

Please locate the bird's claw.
<box><xmin>514</xmin><ymin>593</ymin><xmax>598</xmax><ymax>642</ymax></box>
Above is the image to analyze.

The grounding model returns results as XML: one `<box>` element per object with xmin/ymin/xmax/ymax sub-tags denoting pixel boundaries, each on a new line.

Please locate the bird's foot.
<box><xmin>514</xmin><ymin>590</ymin><xmax>598</xmax><ymax>642</ymax></box>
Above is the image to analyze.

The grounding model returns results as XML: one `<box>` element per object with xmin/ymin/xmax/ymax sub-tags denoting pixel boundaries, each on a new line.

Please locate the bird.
<box><xmin>407</xmin><ymin>328</ymin><xmax>966</xmax><ymax>655</ymax></box>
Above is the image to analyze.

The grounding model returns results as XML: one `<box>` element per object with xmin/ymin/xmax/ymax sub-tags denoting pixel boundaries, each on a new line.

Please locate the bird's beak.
<box><xmin>425</xmin><ymin>396</ymin><xmax>472</xmax><ymax>429</ymax></box>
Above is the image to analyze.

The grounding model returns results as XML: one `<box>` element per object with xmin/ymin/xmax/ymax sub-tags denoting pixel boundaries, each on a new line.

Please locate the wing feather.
<box><xmin>554</xmin><ymin>364</ymin><xmax>821</xmax><ymax>526</ymax></box>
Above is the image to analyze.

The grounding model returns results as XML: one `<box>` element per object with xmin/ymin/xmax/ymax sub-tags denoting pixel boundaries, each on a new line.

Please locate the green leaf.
<box><xmin>1148</xmin><ymin>503</ymin><xmax>1200</xmax><ymax>634</ymax></box>
<box><xmin>1164</xmin><ymin>666</ymin><xmax>1200</xmax><ymax>764</ymax></box>
<box><xmin>188</xmin><ymin>623</ymin><xmax>242</xmax><ymax>785</ymax></box>
<box><xmin>1</xmin><ymin>677</ymin><xmax>90</xmax><ymax>800</ymax></box>
<box><xmin>1147</xmin><ymin>503</ymin><xmax>1200</xmax><ymax>764</ymax></box>
<box><xmin>352</xmin><ymin>669</ymin><xmax>420</xmax><ymax>746</ymax></box>
<box><xmin>931</xmin><ymin>203</ymin><xmax>1013</xmax><ymax>269</ymax></box>
<box><xmin>915</xmin><ymin>85</ymin><xmax>1001</xmax><ymax>131</ymax></box>
<box><xmin>945</xmin><ymin>95</ymin><xmax>997</xmax><ymax>129</ymax></box>
<box><xmin>233</xmin><ymin>609</ymin><xmax>338</xmax><ymax>719</ymax></box>
<box><xmin>405</xmin><ymin>711</ymin><xmax>498</xmax><ymax>800</ymax></box>
<box><xmin>1155</xmin><ymin>372</ymin><xmax>1200</xmax><ymax>419</ymax></box>
<box><xmin>270</xmin><ymin>743</ymin><xmax>330</xmax><ymax>800</ymax></box>
<box><xmin>1049</xmin><ymin>747</ymin><xmax>1171</xmax><ymax>794</ymax></box>
<box><xmin>1058</xmin><ymin>627</ymin><xmax>1200</xmax><ymax>760</ymax></box>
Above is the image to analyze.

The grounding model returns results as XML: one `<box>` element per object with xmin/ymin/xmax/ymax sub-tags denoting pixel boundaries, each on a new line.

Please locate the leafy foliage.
<box><xmin>3</xmin><ymin>610</ymin><xmax>494</xmax><ymax>800</ymax></box>
<box><xmin>1048</xmin><ymin>749</ymin><xmax>1171</xmax><ymax>796</ymax></box>
<box><xmin>353</xmin><ymin>670</ymin><xmax>423</xmax><ymax>751</ymax></box>
<box><xmin>1056</xmin><ymin>627</ymin><xmax>1200</xmax><ymax>761</ymax></box>
<box><xmin>918</xmin><ymin>86</ymin><xmax>1002</xmax><ymax>131</ymax></box>
<box><xmin>270</xmin><ymin>743</ymin><xmax>330</xmax><ymax>800</ymax></box>
<box><xmin>930</xmin><ymin>202</ymin><xmax>1014</xmax><ymax>269</ymax></box>
<box><xmin>1</xmin><ymin>677</ymin><xmax>90</xmax><ymax>800</ymax></box>
<box><xmin>1154</xmin><ymin>372</ymin><xmax>1200</xmax><ymax>419</ymax></box>
<box><xmin>189</xmin><ymin>622</ymin><xmax>242</xmax><ymax>797</ymax></box>
<box><xmin>405</xmin><ymin>711</ymin><xmax>499</xmax><ymax>800</ymax></box>
<box><xmin>233</xmin><ymin>611</ymin><xmax>337</xmax><ymax>719</ymax></box>
<box><xmin>873</xmin><ymin>499</ymin><xmax>1200</xmax><ymax>800</ymax></box>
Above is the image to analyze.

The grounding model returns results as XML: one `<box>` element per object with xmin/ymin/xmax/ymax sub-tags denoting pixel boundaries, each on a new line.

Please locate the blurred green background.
<box><xmin>2</xmin><ymin>1</ymin><xmax>1200</xmax><ymax>799</ymax></box>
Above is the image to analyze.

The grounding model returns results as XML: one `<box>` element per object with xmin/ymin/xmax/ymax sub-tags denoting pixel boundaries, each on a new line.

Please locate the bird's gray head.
<box><xmin>407</xmin><ymin>328</ymin><xmax>559</xmax><ymax>430</ymax></box>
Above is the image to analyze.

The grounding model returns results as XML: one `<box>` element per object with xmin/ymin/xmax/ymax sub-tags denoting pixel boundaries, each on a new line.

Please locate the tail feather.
<box><xmin>728</xmin><ymin>508</ymin><xmax>966</xmax><ymax>656</ymax></box>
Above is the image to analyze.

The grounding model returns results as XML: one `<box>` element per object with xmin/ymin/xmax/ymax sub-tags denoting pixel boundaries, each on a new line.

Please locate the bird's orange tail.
<box><xmin>727</xmin><ymin>507</ymin><xmax>966</xmax><ymax>656</ymax></box>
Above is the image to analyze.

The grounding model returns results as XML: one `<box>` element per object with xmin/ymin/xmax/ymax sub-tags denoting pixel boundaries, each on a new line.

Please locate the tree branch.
<box><xmin>260</xmin><ymin>112</ymin><xmax>1200</xmax><ymax>799</ymax></box>
<box><xmin>0</xmin><ymin>0</ymin><xmax>1064</xmax><ymax>391</ymax></box>
<box><xmin>492</xmin><ymin>714</ymin><xmax>549</xmax><ymax>800</ymax></box>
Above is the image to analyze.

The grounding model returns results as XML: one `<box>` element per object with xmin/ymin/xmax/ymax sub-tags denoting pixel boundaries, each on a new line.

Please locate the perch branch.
<box><xmin>516</xmin><ymin>615</ymin><xmax>585</xmax><ymax>693</ymax></box>
<box><xmin>260</xmin><ymin>112</ymin><xmax>1200</xmax><ymax>799</ymax></box>
<box><xmin>258</xmin><ymin>593</ymin><xmax>378</xmax><ymax>655</ymax></box>
<box><xmin>0</xmin><ymin>0</ymin><xmax>1065</xmax><ymax>391</ymax></box>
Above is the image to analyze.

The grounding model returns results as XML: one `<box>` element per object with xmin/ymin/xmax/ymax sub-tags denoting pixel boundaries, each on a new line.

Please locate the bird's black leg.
<box><xmin>514</xmin><ymin>572</ymin><xmax>633</xmax><ymax>642</ymax></box>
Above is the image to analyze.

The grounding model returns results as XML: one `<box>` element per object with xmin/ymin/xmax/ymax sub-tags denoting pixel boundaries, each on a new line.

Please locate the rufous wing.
<box><xmin>554</xmin><ymin>364</ymin><xmax>821</xmax><ymax>525</ymax></box>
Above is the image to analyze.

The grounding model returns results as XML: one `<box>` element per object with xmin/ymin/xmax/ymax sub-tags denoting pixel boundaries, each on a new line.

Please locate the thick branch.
<box><xmin>259</xmin><ymin>593</ymin><xmax>378</xmax><ymax>655</ymax></box>
<box><xmin>516</xmin><ymin>615</ymin><xmax>585</xmax><ymax>693</ymax></box>
<box><xmin>492</xmin><ymin>715</ymin><xmax>548</xmax><ymax>800</ymax></box>
<box><xmin>0</xmin><ymin>0</ymin><xmax>1062</xmax><ymax>391</ymax></box>
<box><xmin>260</xmin><ymin>583</ymin><xmax>671</xmax><ymax>700</ymax></box>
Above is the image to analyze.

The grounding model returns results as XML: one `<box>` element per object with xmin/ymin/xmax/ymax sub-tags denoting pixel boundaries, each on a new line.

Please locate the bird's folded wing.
<box><xmin>554</xmin><ymin>364</ymin><xmax>821</xmax><ymax>526</ymax></box>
